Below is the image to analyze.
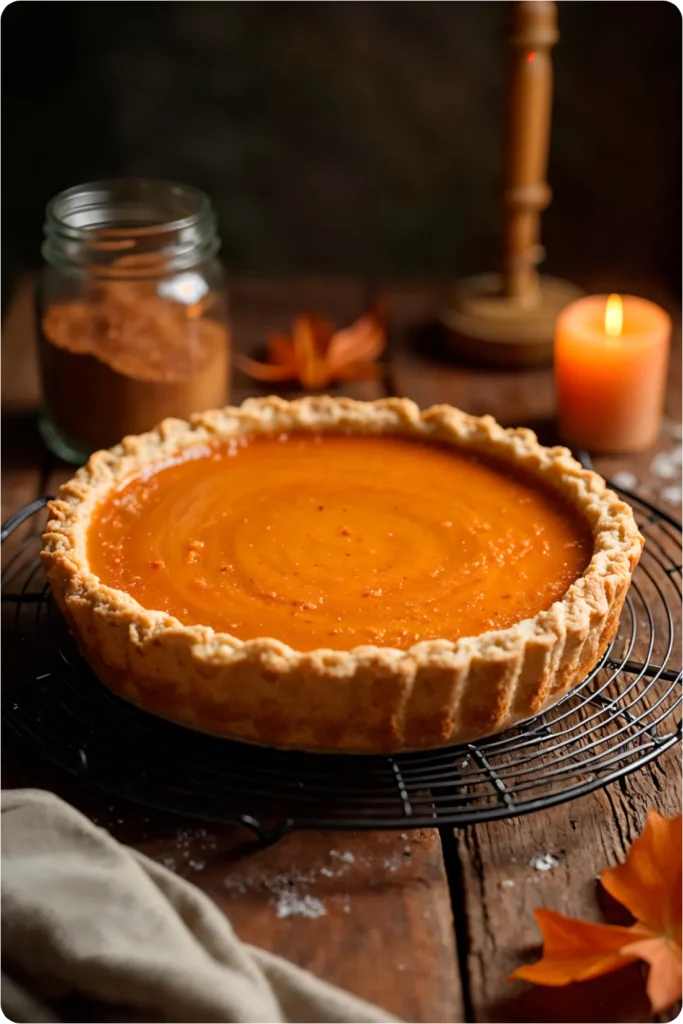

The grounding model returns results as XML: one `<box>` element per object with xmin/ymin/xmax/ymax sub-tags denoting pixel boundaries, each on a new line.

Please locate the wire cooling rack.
<box><xmin>2</xmin><ymin>486</ymin><xmax>680</xmax><ymax>843</ymax></box>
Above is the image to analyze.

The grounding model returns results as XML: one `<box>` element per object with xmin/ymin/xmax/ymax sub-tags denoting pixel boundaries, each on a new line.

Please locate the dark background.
<box><xmin>2</xmin><ymin>1</ymin><xmax>681</xmax><ymax>294</ymax></box>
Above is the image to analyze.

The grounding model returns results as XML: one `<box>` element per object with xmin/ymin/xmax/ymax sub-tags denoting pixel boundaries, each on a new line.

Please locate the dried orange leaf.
<box><xmin>622</xmin><ymin>933</ymin><xmax>682</xmax><ymax>1014</ymax></box>
<box><xmin>235</xmin><ymin>355</ymin><xmax>297</xmax><ymax>382</ymax></box>
<box><xmin>509</xmin><ymin>909</ymin><xmax>641</xmax><ymax>986</ymax></box>
<box><xmin>601</xmin><ymin>811</ymin><xmax>682</xmax><ymax>939</ymax></box>
<box><xmin>327</xmin><ymin>316</ymin><xmax>385</xmax><ymax>371</ymax></box>
<box><xmin>293</xmin><ymin>318</ymin><xmax>325</xmax><ymax>389</ymax></box>
<box><xmin>237</xmin><ymin>311</ymin><xmax>385</xmax><ymax>389</ymax></box>
<box><xmin>510</xmin><ymin>813</ymin><xmax>682</xmax><ymax>1013</ymax></box>
<box><xmin>309</xmin><ymin>317</ymin><xmax>336</xmax><ymax>354</ymax></box>
<box><xmin>266</xmin><ymin>332</ymin><xmax>297</xmax><ymax>368</ymax></box>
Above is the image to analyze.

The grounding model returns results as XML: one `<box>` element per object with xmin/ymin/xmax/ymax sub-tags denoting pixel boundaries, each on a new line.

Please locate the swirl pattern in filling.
<box><xmin>88</xmin><ymin>433</ymin><xmax>592</xmax><ymax>651</ymax></box>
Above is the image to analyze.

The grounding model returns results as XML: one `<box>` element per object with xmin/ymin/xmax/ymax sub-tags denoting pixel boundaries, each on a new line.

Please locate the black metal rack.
<box><xmin>2</xmin><ymin>487</ymin><xmax>680</xmax><ymax>844</ymax></box>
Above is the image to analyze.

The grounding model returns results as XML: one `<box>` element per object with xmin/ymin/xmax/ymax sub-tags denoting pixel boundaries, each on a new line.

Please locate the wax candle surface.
<box><xmin>555</xmin><ymin>294</ymin><xmax>671</xmax><ymax>453</ymax></box>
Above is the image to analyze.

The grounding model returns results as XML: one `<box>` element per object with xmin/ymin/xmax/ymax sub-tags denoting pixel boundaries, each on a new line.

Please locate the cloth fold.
<box><xmin>2</xmin><ymin>789</ymin><xmax>397</xmax><ymax>1023</ymax></box>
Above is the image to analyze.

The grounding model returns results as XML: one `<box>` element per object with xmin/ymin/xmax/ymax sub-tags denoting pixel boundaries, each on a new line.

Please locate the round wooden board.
<box><xmin>441</xmin><ymin>272</ymin><xmax>583</xmax><ymax>367</ymax></box>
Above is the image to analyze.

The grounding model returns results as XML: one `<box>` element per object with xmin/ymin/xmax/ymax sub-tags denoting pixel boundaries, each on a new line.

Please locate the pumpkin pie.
<box><xmin>42</xmin><ymin>397</ymin><xmax>643</xmax><ymax>752</ymax></box>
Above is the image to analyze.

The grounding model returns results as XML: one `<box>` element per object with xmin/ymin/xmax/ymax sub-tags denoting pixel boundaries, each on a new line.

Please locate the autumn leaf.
<box><xmin>623</xmin><ymin>932</ymin><xmax>682</xmax><ymax>1014</ymax></box>
<box><xmin>603</xmin><ymin>811</ymin><xmax>682</xmax><ymax>1013</ymax></box>
<box><xmin>601</xmin><ymin>808</ymin><xmax>682</xmax><ymax>940</ymax></box>
<box><xmin>237</xmin><ymin>310</ymin><xmax>386</xmax><ymax>390</ymax></box>
<box><xmin>326</xmin><ymin>314</ymin><xmax>385</xmax><ymax>372</ymax></box>
<box><xmin>509</xmin><ymin>811</ymin><xmax>682</xmax><ymax>1013</ymax></box>
<box><xmin>509</xmin><ymin>910</ymin><xmax>644</xmax><ymax>986</ymax></box>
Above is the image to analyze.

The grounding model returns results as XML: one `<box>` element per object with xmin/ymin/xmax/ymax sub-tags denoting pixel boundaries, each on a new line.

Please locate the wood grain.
<box><xmin>161</xmin><ymin>826</ymin><xmax>462</xmax><ymax>1024</ymax></box>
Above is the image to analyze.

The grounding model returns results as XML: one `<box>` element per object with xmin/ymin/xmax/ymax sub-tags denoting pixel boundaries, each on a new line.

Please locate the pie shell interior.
<box><xmin>42</xmin><ymin>396</ymin><xmax>644</xmax><ymax>753</ymax></box>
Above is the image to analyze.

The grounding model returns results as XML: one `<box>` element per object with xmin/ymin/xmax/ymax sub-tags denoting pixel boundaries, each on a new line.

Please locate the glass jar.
<box><xmin>37</xmin><ymin>179</ymin><xmax>230</xmax><ymax>464</ymax></box>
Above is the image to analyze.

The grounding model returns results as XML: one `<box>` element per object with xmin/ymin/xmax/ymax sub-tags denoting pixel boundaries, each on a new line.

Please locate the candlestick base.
<box><xmin>441</xmin><ymin>273</ymin><xmax>583</xmax><ymax>367</ymax></box>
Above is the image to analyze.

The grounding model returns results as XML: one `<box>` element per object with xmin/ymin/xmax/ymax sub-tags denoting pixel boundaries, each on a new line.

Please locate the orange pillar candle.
<box><xmin>555</xmin><ymin>294</ymin><xmax>671</xmax><ymax>453</ymax></box>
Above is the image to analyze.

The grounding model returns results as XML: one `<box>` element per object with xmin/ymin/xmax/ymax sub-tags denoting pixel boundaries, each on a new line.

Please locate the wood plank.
<box><xmin>2</xmin><ymin>729</ymin><xmax>464</xmax><ymax>1024</ymax></box>
<box><xmin>454</xmin><ymin>759</ymin><xmax>681</xmax><ymax>1024</ymax></box>
<box><xmin>385</xmin><ymin>280</ymin><xmax>681</xmax><ymax>1023</ymax></box>
<box><xmin>21</xmin><ymin>274</ymin><xmax>463</xmax><ymax>1024</ymax></box>
<box><xmin>144</xmin><ymin>824</ymin><xmax>461</xmax><ymax>1023</ymax></box>
<box><xmin>464</xmin><ymin>745</ymin><xmax>680</xmax><ymax>997</ymax></box>
<box><xmin>206</xmin><ymin>828</ymin><xmax>461</xmax><ymax>1023</ymax></box>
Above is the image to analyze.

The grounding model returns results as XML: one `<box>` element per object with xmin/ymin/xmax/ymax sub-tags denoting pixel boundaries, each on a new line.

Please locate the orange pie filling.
<box><xmin>88</xmin><ymin>433</ymin><xmax>593</xmax><ymax>652</ymax></box>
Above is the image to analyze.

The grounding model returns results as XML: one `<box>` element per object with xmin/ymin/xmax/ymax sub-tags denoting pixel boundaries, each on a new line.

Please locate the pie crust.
<box><xmin>42</xmin><ymin>397</ymin><xmax>643</xmax><ymax>753</ymax></box>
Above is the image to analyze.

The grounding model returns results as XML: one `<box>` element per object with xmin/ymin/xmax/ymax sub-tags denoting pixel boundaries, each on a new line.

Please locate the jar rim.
<box><xmin>45</xmin><ymin>178</ymin><xmax>214</xmax><ymax>239</ymax></box>
<box><xmin>42</xmin><ymin>178</ymin><xmax>220</xmax><ymax>275</ymax></box>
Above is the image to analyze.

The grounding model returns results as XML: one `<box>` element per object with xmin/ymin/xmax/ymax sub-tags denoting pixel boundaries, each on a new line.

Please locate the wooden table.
<box><xmin>2</xmin><ymin>275</ymin><xmax>681</xmax><ymax>1024</ymax></box>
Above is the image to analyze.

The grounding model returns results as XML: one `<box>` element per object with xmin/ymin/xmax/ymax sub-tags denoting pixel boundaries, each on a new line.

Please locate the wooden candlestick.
<box><xmin>503</xmin><ymin>0</ymin><xmax>556</xmax><ymax>303</ymax></box>
<box><xmin>442</xmin><ymin>1</ymin><xmax>581</xmax><ymax>366</ymax></box>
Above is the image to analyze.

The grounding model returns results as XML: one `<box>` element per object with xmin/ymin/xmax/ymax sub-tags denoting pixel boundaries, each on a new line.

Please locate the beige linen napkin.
<box><xmin>2</xmin><ymin>789</ymin><xmax>398</xmax><ymax>1023</ymax></box>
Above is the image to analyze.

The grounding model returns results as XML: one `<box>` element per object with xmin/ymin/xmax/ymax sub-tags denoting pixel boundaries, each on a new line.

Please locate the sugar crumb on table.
<box><xmin>529</xmin><ymin>853</ymin><xmax>559</xmax><ymax>872</ymax></box>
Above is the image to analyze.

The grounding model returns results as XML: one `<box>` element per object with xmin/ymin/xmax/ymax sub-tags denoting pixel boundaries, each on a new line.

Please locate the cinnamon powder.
<box><xmin>41</xmin><ymin>279</ymin><xmax>230</xmax><ymax>452</ymax></box>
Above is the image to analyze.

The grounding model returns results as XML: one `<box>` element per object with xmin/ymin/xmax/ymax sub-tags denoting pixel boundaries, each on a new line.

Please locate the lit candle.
<box><xmin>555</xmin><ymin>294</ymin><xmax>671</xmax><ymax>453</ymax></box>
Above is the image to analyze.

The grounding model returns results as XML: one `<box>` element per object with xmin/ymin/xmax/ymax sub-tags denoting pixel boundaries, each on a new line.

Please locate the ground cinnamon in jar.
<box><xmin>41</xmin><ymin>276</ymin><xmax>230</xmax><ymax>453</ymax></box>
<box><xmin>38</xmin><ymin>179</ymin><xmax>231</xmax><ymax>461</ymax></box>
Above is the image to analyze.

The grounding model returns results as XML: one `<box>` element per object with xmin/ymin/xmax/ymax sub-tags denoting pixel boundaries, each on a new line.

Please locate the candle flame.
<box><xmin>604</xmin><ymin>294</ymin><xmax>623</xmax><ymax>338</ymax></box>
